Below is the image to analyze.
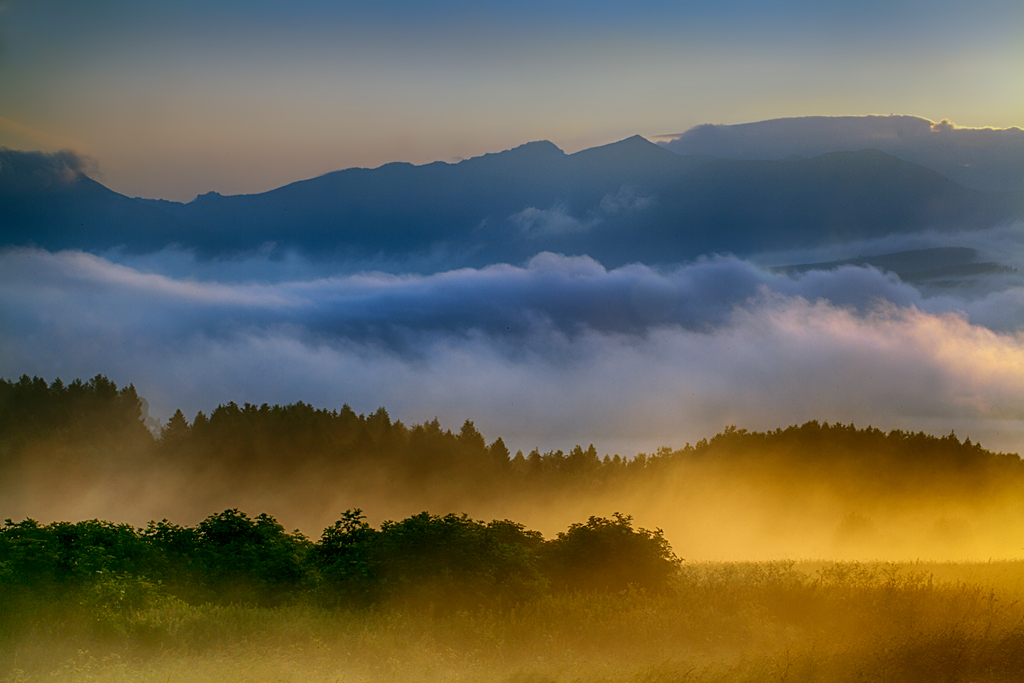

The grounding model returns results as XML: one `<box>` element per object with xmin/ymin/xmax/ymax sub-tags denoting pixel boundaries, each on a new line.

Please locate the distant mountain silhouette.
<box><xmin>2</xmin><ymin>137</ymin><xmax>1021</xmax><ymax>269</ymax></box>
<box><xmin>659</xmin><ymin>115</ymin><xmax>1024</xmax><ymax>194</ymax></box>
<box><xmin>617</xmin><ymin>149</ymin><xmax>1020</xmax><ymax>262</ymax></box>
<box><xmin>0</xmin><ymin>149</ymin><xmax>193</xmax><ymax>251</ymax></box>
<box><xmin>130</xmin><ymin>136</ymin><xmax>711</xmax><ymax>259</ymax></box>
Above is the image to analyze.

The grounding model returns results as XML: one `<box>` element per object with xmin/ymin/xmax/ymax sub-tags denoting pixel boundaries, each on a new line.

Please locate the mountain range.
<box><xmin>659</xmin><ymin>115</ymin><xmax>1024</xmax><ymax>194</ymax></box>
<box><xmin>2</xmin><ymin>131</ymin><xmax>1022</xmax><ymax>271</ymax></box>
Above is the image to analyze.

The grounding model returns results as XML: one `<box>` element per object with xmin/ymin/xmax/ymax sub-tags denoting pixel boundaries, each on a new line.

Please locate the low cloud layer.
<box><xmin>3</xmin><ymin>245</ymin><xmax>1024</xmax><ymax>455</ymax></box>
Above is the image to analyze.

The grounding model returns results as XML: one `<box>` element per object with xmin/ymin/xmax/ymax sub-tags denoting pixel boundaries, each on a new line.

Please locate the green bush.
<box><xmin>312</xmin><ymin>510</ymin><xmax>547</xmax><ymax>610</ymax></box>
<box><xmin>540</xmin><ymin>513</ymin><xmax>680</xmax><ymax>593</ymax></box>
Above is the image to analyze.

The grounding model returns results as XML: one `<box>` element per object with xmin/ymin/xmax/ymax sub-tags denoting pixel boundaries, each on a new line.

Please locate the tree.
<box><xmin>312</xmin><ymin>509</ymin><xmax>381</xmax><ymax>606</ymax></box>
<box><xmin>194</xmin><ymin>509</ymin><xmax>309</xmax><ymax>604</ymax></box>
<box><xmin>458</xmin><ymin>420</ymin><xmax>487</xmax><ymax>456</ymax></box>
<box><xmin>312</xmin><ymin>510</ymin><xmax>546</xmax><ymax>609</ymax></box>
<box><xmin>488</xmin><ymin>437</ymin><xmax>511</xmax><ymax>468</ymax></box>
<box><xmin>160</xmin><ymin>409</ymin><xmax>190</xmax><ymax>448</ymax></box>
<box><xmin>541</xmin><ymin>513</ymin><xmax>680</xmax><ymax>593</ymax></box>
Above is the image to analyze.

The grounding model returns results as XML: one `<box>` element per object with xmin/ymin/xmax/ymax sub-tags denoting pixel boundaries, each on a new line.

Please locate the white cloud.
<box><xmin>511</xmin><ymin>185</ymin><xmax>653</xmax><ymax>238</ymax></box>
<box><xmin>3</xmin><ymin>247</ymin><xmax>1024</xmax><ymax>455</ymax></box>
<box><xmin>511</xmin><ymin>205</ymin><xmax>593</xmax><ymax>237</ymax></box>
<box><xmin>597</xmin><ymin>185</ymin><xmax>653</xmax><ymax>214</ymax></box>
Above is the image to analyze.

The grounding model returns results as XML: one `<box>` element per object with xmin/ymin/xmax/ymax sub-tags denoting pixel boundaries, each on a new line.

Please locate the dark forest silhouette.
<box><xmin>2</xmin><ymin>374</ymin><xmax>1021</xmax><ymax>497</ymax></box>
<box><xmin>4</xmin><ymin>373</ymin><xmax>1024</xmax><ymax>569</ymax></box>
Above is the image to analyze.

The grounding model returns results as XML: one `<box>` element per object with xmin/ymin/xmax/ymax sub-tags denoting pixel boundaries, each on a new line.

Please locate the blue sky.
<box><xmin>1</xmin><ymin>0</ymin><xmax>1021</xmax><ymax>200</ymax></box>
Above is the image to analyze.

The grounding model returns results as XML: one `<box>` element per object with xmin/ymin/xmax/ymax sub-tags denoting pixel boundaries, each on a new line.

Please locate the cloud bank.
<box><xmin>3</xmin><ymin>246</ymin><xmax>1024</xmax><ymax>456</ymax></box>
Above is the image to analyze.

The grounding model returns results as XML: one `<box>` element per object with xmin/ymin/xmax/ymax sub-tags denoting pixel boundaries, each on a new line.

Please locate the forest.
<box><xmin>3</xmin><ymin>373</ymin><xmax>1021</xmax><ymax>491</ymax></box>
<box><xmin>3</xmin><ymin>374</ymin><xmax>1024</xmax><ymax>561</ymax></box>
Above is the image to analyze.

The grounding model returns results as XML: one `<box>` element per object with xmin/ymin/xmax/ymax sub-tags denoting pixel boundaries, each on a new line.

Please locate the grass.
<box><xmin>4</xmin><ymin>561</ymin><xmax>1024</xmax><ymax>682</ymax></box>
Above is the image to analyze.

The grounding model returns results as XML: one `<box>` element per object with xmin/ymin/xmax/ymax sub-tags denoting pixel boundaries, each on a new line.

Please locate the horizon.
<box><xmin>5</xmin><ymin>114</ymin><xmax>1024</xmax><ymax>203</ymax></box>
<box><xmin>2</xmin><ymin>0</ymin><xmax>1022</xmax><ymax>200</ymax></box>
<box><xmin>15</xmin><ymin>115</ymin><xmax>1024</xmax><ymax>202</ymax></box>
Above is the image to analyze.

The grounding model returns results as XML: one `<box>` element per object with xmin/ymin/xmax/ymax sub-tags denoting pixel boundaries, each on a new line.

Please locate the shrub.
<box><xmin>540</xmin><ymin>513</ymin><xmax>680</xmax><ymax>593</ymax></box>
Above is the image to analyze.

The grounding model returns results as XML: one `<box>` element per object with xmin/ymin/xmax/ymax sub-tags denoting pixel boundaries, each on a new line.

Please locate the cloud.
<box><xmin>3</xmin><ymin>246</ymin><xmax>1024</xmax><ymax>456</ymax></box>
<box><xmin>511</xmin><ymin>205</ymin><xmax>592</xmax><ymax>238</ymax></box>
<box><xmin>753</xmin><ymin>223</ymin><xmax>1024</xmax><ymax>324</ymax></box>
<box><xmin>0</xmin><ymin>147</ymin><xmax>94</xmax><ymax>193</ymax></box>
<box><xmin>597</xmin><ymin>185</ymin><xmax>653</xmax><ymax>214</ymax></box>
<box><xmin>0</xmin><ymin>247</ymin><xmax>933</xmax><ymax>342</ymax></box>
<box><xmin>511</xmin><ymin>185</ymin><xmax>653</xmax><ymax>238</ymax></box>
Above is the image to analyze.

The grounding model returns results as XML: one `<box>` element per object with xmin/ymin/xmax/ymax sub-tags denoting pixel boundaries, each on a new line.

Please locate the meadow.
<box><xmin>4</xmin><ymin>559</ymin><xmax>1024</xmax><ymax>683</ymax></box>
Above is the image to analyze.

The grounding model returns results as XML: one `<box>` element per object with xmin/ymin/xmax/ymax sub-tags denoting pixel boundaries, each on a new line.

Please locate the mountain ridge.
<box><xmin>659</xmin><ymin>115</ymin><xmax>1024</xmax><ymax>193</ymax></box>
<box><xmin>1</xmin><ymin>137</ymin><xmax>1021</xmax><ymax>269</ymax></box>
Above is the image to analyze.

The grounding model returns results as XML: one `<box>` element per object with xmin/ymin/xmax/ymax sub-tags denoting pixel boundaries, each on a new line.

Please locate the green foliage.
<box><xmin>312</xmin><ymin>509</ymin><xmax>380</xmax><ymax>605</ymax></box>
<box><xmin>2</xmin><ymin>509</ymin><xmax>680</xmax><ymax>617</ymax></box>
<box><xmin>192</xmin><ymin>509</ymin><xmax>311</xmax><ymax>604</ymax></box>
<box><xmin>313</xmin><ymin>510</ymin><xmax>547</xmax><ymax>609</ymax></box>
<box><xmin>0</xmin><ymin>518</ymin><xmax>151</xmax><ymax>589</ymax></box>
<box><xmin>0</xmin><ymin>510</ymin><xmax>310</xmax><ymax>610</ymax></box>
<box><xmin>541</xmin><ymin>513</ymin><xmax>680</xmax><ymax>593</ymax></box>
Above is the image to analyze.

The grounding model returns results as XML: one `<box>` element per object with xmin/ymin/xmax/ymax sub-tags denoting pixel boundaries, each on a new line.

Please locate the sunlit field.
<box><xmin>4</xmin><ymin>560</ymin><xmax>1024</xmax><ymax>683</ymax></box>
<box><xmin>5</xmin><ymin>377</ymin><xmax>1024</xmax><ymax>682</ymax></box>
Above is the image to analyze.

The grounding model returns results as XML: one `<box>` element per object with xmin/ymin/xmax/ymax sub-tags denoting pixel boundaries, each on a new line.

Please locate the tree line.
<box><xmin>0</xmin><ymin>508</ymin><xmax>679</xmax><ymax>612</ymax></box>
<box><xmin>2</xmin><ymin>374</ymin><xmax>1021</xmax><ymax>496</ymax></box>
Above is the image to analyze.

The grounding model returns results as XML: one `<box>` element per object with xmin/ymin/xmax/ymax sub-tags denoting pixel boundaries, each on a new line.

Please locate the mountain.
<box><xmin>140</xmin><ymin>135</ymin><xmax>712</xmax><ymax>260</ymax></box>
<box><xmin>0</xmin><ymin>149</ymin><xmax>193</xmax><ymax>251</ymax></box>
<box><xmin>1</xmin><ymin>137</ymin><xmax>1021</xmax><ymax>269</ymax></box>
<box><xmin>659</xmin><ymin>115</ymin><xmax>1024</xmax><ymax>194</ymax></box>
<box><xmin>620</xmin><ymin>149</ymin><xmax>1019</xmax><ymax>261</ymax></box>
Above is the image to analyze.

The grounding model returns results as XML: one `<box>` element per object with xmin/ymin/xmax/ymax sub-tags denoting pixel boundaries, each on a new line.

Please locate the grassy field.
<box><xmin>4</xmin><ymin>560</ymin><xmax>1024</xmax><ymax>683</ymax></box>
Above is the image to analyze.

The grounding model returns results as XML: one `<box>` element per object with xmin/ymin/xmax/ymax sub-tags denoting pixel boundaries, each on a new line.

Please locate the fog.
<box><xmin>3</xmin><ymin>240</ymin><xmax>1024</xmax><ymax>459</ymax></box>
<box><xmin>5</xmin><ymin>234</ymin><xmax>1024</xmax><ymax>561</ymax></box>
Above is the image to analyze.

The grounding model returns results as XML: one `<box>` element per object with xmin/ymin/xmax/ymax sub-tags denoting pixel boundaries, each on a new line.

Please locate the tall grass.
<box><xmin>4</xmin><ymin>561</ymin><xmax>1024</xmax><ymax>682</ymax></box>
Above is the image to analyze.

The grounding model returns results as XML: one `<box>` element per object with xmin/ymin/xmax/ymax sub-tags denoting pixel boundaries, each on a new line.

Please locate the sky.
<box><xmin>1</xmin><ymin>0</ymin><xmax>1022</xmax><ymax>200</ymax></box>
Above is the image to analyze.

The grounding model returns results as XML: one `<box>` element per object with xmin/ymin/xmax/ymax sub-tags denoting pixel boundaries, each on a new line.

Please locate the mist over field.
<box><xmin>4</xmin><ymin>223</ymin><xmax>1024</xmax><ymax>458</ymax></box>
